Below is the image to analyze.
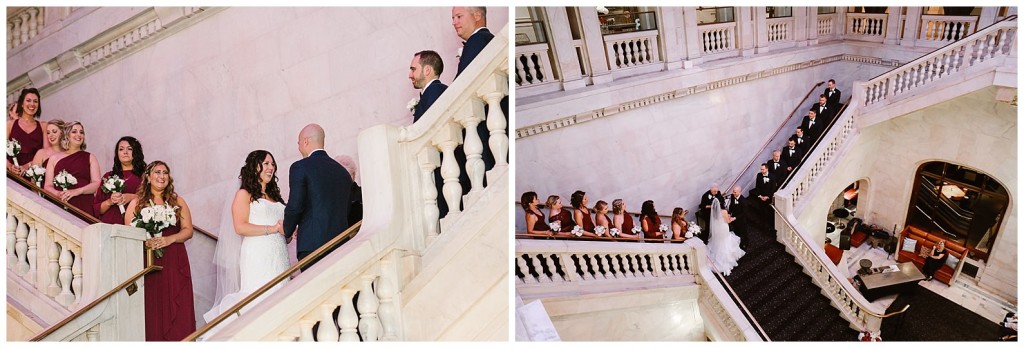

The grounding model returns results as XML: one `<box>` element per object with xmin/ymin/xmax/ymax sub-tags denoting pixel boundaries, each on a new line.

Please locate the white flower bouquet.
<box><xmin>610</xmin><ymin>228</ymin><xmax>620</xmax><ymax>237</ymax></box>
<box><xmin>570</xmin><ymin>225</ymin><xmax>583</xmax><ymax>237</ymax></box>
<box><xmin>631</xmin><ymin>226</ymin><xmax>642</xmax><ymax>235</ymax></box>
<box><xmin>101</xmin><ymin>175</ymin><xmax>127</xmax><ymax>214</ymax></box>
<box><xmin>685</xmin><ymin>222</ymin><xmax>702</xmax><ymax>239</ymax></box>
<box><xmin>594</xmin><ymin>225</ymin><xmax>607</xmax><ymax>237</ymax></box>
<box><xmin>407</xmin><ymin>98</ymin><xmax>419</xmax><ymax>112</ymax></box>
<box><xmin>53</xmin><ymin>169</ymin><xmax>78</xmax><ymax>191</ymax></box>
<box><xmin>23</xmin><ymin>164</ymin><xmax>45</xmax><ymax>188</ymax></box>
<box><xmin>550</xmin><ymin>221</ymin><xmax>561</xmax><ymax>232</ymax></box>
<box><xmin>7</xmin><ymin>139</ymin><xmax>21</xmax><ymax>166</ymax></box>
<box><xmin>659</xmin><ymin>223</ymin><xmax>670</xmax><ymax>240</ymax></box>
<box><xmin>131</xmin><ymin>201</ymin><xmax>179</xmax><ymax>258</ymax></box>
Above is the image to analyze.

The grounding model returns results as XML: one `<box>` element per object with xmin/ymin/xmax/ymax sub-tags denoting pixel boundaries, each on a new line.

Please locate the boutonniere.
<box><xmin>457</xmin><ymin>46</ymin><xmax>463</xmax><ymax>59</ymax></box>
<box><xmin>407</xmin><ymin>98</ymin><xmax>419</xmax><ymax>112</ymax></box>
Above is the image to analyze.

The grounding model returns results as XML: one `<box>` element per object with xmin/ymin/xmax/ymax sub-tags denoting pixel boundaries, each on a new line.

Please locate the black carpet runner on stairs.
<box><xmin>720</xmin><ymin>200</ymin><xmax>859</xmax><ymax>341</ymax></box>
<box><xmin>880</xmin><ymin>284</ymin><xmax>1006</xmax><ymax>341</ymax></box>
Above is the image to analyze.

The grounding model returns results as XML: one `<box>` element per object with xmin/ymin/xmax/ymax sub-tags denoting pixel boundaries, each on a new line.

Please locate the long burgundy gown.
<box><xmin>52</xmin><ymin>151</ymin><xmax>94</xmax><ymax>215</ymax></box>
<box><xmin>8</xmin><ymin>120</ymin><xmax>43</xmax><ymax>166</ymax></box>
<box><xmin>144</xmin><ymin>223</ymin><xmax>196</xmax><ymax>341</ymax></box>
<box><xmin>93</xmin><ymin>170</ymin><xmax>141</xmax><ymax>224</ymax></box>
<box><xmin>548</xmin><ymin>208</ymin><xmax>576</xmax><ymax>231</ymax></box>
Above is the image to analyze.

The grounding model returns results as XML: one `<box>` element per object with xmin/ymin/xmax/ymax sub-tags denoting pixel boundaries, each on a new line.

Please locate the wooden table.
<box><xmin>854</xmin><ymin>262</ymin><xmax>925</xmax><ymax>301</ymax></box>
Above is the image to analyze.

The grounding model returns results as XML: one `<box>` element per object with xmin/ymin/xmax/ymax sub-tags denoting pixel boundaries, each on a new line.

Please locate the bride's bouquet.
<box><xmin>53</xmin><ymin>170</ymin><xmax>78</xmax><ymax>191</ymax></box>
<box><xmin>100</xmin><ymin>175</ymin><xmax>127</xmax><ymax>214</ymax></box>
<box><xmin>609</xmin><ymin>228</ymin><xmax>620</xmax><ymax>237</ymax></box>
<box><xmin>570</xmin><ymin>225</ymin><xmax>583</xmax><ymax>237</ymax></box>
<box><xmin>131</xmin><ymin>201</ymin><xmax>179</xmax><ymax>258</ymax></box>
<box><xmin>685</xmin><ymin>222</ymin><xmax>702</xmax><ymax>239</ymax></box>
<box><xmin>550</xmin><ymin>221</ymin><xmax>561</xmax><ymax>233</ymax></box>
<box><xmin>23</xmin><ymin>164</ymin><xmax>45</xmax><ymax>188</ymax></box>
<box><xmin>7</xmin><ymin>139</ymin><xmax>21</xmax><ymax>167</ymax></box>
<box><xmin>594</xmin><ymin>225</ymin><xmax>607</xmax><ymax>237</ymax></box>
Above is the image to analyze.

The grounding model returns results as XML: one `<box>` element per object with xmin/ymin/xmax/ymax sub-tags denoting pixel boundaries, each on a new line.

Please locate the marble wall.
<box><xmin>539</xmin><ymin>286</ymin><xmax>705</xmax><ymax>341</ymax></box>
<box><xmin>796</xmin><ymin>86</ymin><xmax>1017</xmax><ymax>302</ymax></box>
<box><xmin>21</xmin><ymin>7</ymin><xmax>508</xmax><ymax>236</ymax></box>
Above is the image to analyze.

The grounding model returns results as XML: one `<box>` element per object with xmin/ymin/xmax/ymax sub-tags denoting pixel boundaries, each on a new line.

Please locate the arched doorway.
<box><xmin>824</xmin><ymin>180</ymin><xmax>866</xmax><ymax>249</ymax></box>
<box><xmin>905</xmin><ymin>161</ymin><xmax>1008</xmax><ymax>261</ymax></box>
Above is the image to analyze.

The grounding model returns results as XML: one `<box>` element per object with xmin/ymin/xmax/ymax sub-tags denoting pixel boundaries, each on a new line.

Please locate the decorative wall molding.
<box><xmin>515</xmin><ymin>54</ymin><xmax>902</xmax><ymax>140</ymax></box>
<box><xmin>6</xmin><ymin>7</ymin><xmax>221</xmax><ymax>105</ymax></box>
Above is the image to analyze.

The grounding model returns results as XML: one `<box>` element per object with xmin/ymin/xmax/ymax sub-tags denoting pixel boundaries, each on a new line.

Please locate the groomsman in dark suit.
<box><xmin>793</xmin><ymin>127</ymin><xmax>809</xmax><ymax>150</ymax></box>
<box><xmin>812</xmin><ymin>94</ymin><xmax>833</xmax><ymax>125</ymax></box>
<box><xmin>801</xmin><ymin>109</ymin><xmax>823</xmax><ymax>143</ymax></box>
<box><xmin>726</xmin><ymin>186</ymin><xmax>748</xmax><ymax>249</ymax></box>
<box><xmin>824</xmin><ymin>79</ymin><xmax>842</xmax><ymax>109</ymax></box>
<box><xmin>698</xmin><ymin>183</ymin><xmax>725</xmax><ymax>241</ymax></box>
<box><xmin>755</xmin><ymin>164</ymin><xmax>776</xmax><ymax>217</ymax></box>
<box><xmin>766</xmin><ymin>150</ymin><xmax>788</xmax><ymax>181</ymax></box>
<box><xmin>410</xmin><ymin>50</ymin><xmax>448</xmax><ymax>123</ymax></box>
<box><xmin>781</xmin><ymin>139</ymin><xmax>805</xmax><ymax>173</ymax></box>
<box><xmin>284</xmin><ymin>124</ymin><xmax>353</xmax><ymax>272</ymax></box>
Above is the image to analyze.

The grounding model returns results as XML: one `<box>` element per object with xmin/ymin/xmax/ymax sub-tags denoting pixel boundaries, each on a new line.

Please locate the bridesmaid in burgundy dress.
<box><xmin>6</xmin><ymin>88</ymin><xmax>49</xmax><ymax>175</ymax></box>
<box><xmin>612</xmin><ymin>199</ymin><xmax>639</xmax><ymax>240</ymax></box>
<box><xmin>30</xmin><ymin>119</ymin><xmax>65</xmax><ymax>168</ymax></box>
<box><xmin>43</xmin><ymin>121</ymin><xmax>100</xmax><ymax>215</ymax></box>
<box><xmin>94</xmin><ymin>136</ymin><xmax>145</xmax><ymax>224</ymax></box>
<box><xmin>670</xmin><ymin>207</ymin><xmax>690</xmax><ymax>241</ymax></box>
<box><xmin>545</xmin><ymin>195</ymin><xmax>575</xmax><ymax>236</ymax></box>
<box><xmin>521</xmin><ymin>191</ymin><xmax>552</xmax><ymax>236</ymax></box>
<box><xmin>640</xmin><ymin>200</ymin><xmax>664</xmax><ymax>239</ymax></box>
<box><xmin>570</xmin><ymin>190</ymin><xmax>599</xmax><ymax>238</ymax></box>
<box><xmin>125</xmin><ymin>161</ymin><xmax>196</xmax><ymax>341</ymax></box>
<box><xmin>593</xmin><ymin>200</ymin><xmax>614</xmax><ymax>239</ymax></box>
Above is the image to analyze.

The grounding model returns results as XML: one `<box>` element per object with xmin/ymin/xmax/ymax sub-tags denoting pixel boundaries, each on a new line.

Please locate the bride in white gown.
<box><xmin>203</xmin><ymin>151</ymin><xmax>290</xmax><ymax>331</ymax></box>
<box><xmin>706</xmin><ymin>199</ymin><xmax>745</xmax><ymax>275</ymax></box>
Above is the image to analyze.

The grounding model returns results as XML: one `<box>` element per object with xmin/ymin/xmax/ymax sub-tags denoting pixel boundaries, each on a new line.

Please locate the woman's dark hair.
<box><xmin>641</xmin><ymin>200</ymin><xmax>657</xmax><ymax>221</ymax></box>
<box><xmin>111</xmin><ymin>136</ymin><xmax>146</xmax><ymax>178</ymax></box>
<box><xmin>570</xmin><ymin>190</ymin><xmax>586</xmax><ymax>209</ymax></box>
<box><xmin>16</xmin><ymin>88</ymin><xmax>41</xmax><ymax>119</ymax></box>
<box><xmin>239</xmin><ymin>150</ymin><xmax>284</xmax><ymax>204</ymax></box>
<box><xmin>520</xmin><ymin>191</ymin><xmax>537</xmax><ymax>211</ymax></box>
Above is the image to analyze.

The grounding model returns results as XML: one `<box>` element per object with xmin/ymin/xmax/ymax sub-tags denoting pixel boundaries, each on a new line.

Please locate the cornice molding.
<box><xmin>515</xmin><ymin>54</ymin><xmax>902</xmax><ymax>140</ymax></box>
<box><xmin>6</xmin><ymin>7</ymin><xmax>223</xmax><ymax>104</ymax></box>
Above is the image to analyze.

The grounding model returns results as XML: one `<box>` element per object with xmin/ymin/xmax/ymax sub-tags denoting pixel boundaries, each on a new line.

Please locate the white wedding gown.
<box><xmin>706</xmin><ymin>200</ymin><xmax>745</xmax><ymax>276</ymax></box>
<box><xmin>203</xmin><ymin>199</ymin><xmax>289</xmax><ymax>326</ymax></box>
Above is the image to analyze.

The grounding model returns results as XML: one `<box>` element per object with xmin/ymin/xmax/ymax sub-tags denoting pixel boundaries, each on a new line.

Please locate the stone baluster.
<box><xmin>516</xmin><ymin>255</ymin><xmax>534</xmax><ymax>283</ymax></box>
<box><xmin>16</xmin><ymin>217</ymin><xmax>30</xmax><ymax>275</ymax></box>
<box><xmin>298</xmin><ymin>319</ymin><xmax>316</xmax><ymax>341</ymax></box>
<box><xmin>19</xmin><ymin>11</ymin><xmax>30</xmax><ymax>45</ymax></box>
<box><xmin>455</xmin><ymin>100</ymin><xmax>485</xmax><ymax>193</ymax></box>
<box><xmin>316</xmin><ymin>303</ymin><xmax>340</xmax><ymax>342</ymax></box>
<box><xmin>47</xmin><ymin>236</ymin><xmax>61</xmax><ymax>297</ymax></box>
<box><xmin>71</xmin><ymin>247</ymin><xmax>83</xmax><ymax>305</ymax></box>
<box><xmin>623</xmin><ymin>254</ymin><xmax>637</xmax><ymax>278</ymax></box>
<box><xmin>27</xmin><ymin>223</ymin><xmax>38</xmax><ymax>283</ymax></box>
<box><xmin>532</xmin><ymin>254</ymin><xmax>551</xmax><ymax>283</ymax></box>
<box><xmin>544</xmin><ymin>254</ymin><xmax>560</xmax><ymax>282</ymax></box>
<box><xmin>7</xmin><ymin>213</ymin><xmax>16</xmax><ymax>268</ymax></box>
<box><xmin>636</xmin><ymin>255</ymin><xmax>649</xmax><ymax>277</ymax></box>
<box><xmin>416</xmin><ymin>148</ymin><xmax>440</xmax><ymax>238</ymax></box>
<box><xmin>615</xmin><ymin>254</ymin><xmax>630</xmax><ymax>279</ymax></box>
<box><xmin>27</xmin><ymin>8</ymin><xmax>39</xmax><ymax>39</ymax></box>
<box><xmin>356</xmin><ymin>275</ymin><xmax>382</xmax><ymax>342</ymax></box>
<box><xmin>651</xmin><ymin>254</ymin><xmax>664</xmax><ymax>277</ymax></box>
<box><xmin>561</xmin><ymin>252</ymin><xmax>580</xmax><ymax>282</ymax></box>
<box><xmin>57</xmin><ymin>240</ymin><xmax>75</xmax><ymax>306</ymax></box>
<box><xmin>376</xmin><ymin>265</ymin><xmax>398</xmax><ymax>340</ymax></box>
<box><xmin>11</xmin><ymin>16</ymin><xmax>23</xmax><ymax>48</ymax></box>
<box><xmin>578</xmin><ymin>254</ymin><xmax>593</xmax><ymax>280</ymax></box>
<box><xmin>85</xmin><ymin>326</ymin><xmax>99</xmax><ymax>341</ymax></box>
<box><xmin>479</xmin><ymin>74</ymin><xmax>509</xmax><ymax>169</ymax></box>
<box><xmin>591</xmin><ymin>253</ymin><xmax>607</xmax><ymax>279</ymax></box>
<box><xmin>338</xmin><ymin>289</ymin><xmax>359</xmax><ymax>341</ymax></box>
<box><xmin>431</xmin><ymin>123</ymin><xmax>463</xmax><ymax>216</ymax></box>
<box><xmin>7</xmin><ymin>21</ymin><xmax>13</xmax><ymax>50</ymax></box>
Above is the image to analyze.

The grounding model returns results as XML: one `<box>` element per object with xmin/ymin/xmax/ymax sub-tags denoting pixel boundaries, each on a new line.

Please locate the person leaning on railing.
<box><xmin>546</xmin><ymin>195</ymin><xmax>576</xmax><ymax>232</ymax></box>
<box><xmin>7</xmin><ymin>88</ymin><xmax>49</xmax><ymax>175</ymax></box>
<box><xmin>94</xmin><ymin>136</ymin><xmax>145</xmax><ymax>224</ymax></box>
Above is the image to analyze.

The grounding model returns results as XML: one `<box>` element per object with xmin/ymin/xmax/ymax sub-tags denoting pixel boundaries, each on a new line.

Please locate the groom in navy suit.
<box><xmin>283</xmin><ymin>124</ymin><xmax>352</xmax><ymax>271</ymax></box>
<box><xmin>411</xmin><ymin>50</ymin><xmax>448</xmax><ymax>123</ymax></box>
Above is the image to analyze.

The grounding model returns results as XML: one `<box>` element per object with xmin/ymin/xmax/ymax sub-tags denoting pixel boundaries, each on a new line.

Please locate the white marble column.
<box><xmin>977</xmin><ymin>7</ymin><xmax>999</xmax><ymax>28</ymax></box>
<box><xmin>794</xmin><ymin>6</ymin><xmax>809</xmax><ymax>47</ymax></box>
<box><xmin>578</xmin><ymin>7</ymin><xmax>613</xmax><ymax>85</ymax></box>
<box><xmin>753</xmin><ymin>7</ymin><xmax>770</xmax><ymax>54</ymax></box>
<box><xmin>679</xmin><ymin>7</ymin><xmax>702</xmax><ymax>68</ymax></box>
<box><xmin>656</xmin><ymin>7</ymin><xmax>686</xmax><ymax>70</ymax></box>
<box><xmin>883</xmin><ymin>7</ymin><xmax>902</xmax><ymax>45</ymax></box>
<box><xmin>544</xmin><ymin>7</ymin><xmax>586</xmax><ymax>91</ymax></box>
<box><xmin>738</xmin><ymin>7</ymin><xmax>756</xmax><ymax>56</ymax></box>
<box><xmin>835</xmin><ymin>6</ymin><xmax>849</xmax><ymax>39</ymax></box>
<box><xmin>807</xmin><ymin>7</ymin><xmax>820</xmax><ymax>45</ymax></box>
<box><xmin>901</xmin><ymin>7</ymin><xmax>923</xmax><ymax>47</ymax></box>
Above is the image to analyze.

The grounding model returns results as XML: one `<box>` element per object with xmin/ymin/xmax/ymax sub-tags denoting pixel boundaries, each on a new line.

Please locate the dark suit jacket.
<box><xmin>699</xmin><ymin>190</ymin><xmax>724</xmax><ymax>218</ymax></box>
<box><xmin>457</xmin><ymin>27</ymin><xmax>494</xmax><ymax>77</ymax></box>
<box><xmin>781</xmin><ymin>146</ymin><xmax>805</xmax><ymax>170</ymax></box>
<box><xmin>811</xmin><ymin>102</ymin><xmax>833</xmax><ymax>125</ymax></box>
<box><xmin>348</xmin><ymin>183</ymin><xmax>362</xmax><ymax>226</ymax></box>
<box><xmin>824</xmin><ymin>87</ymin><xmax>842</xmax><ymax>108</ymax></box>
<box><xmin>766</xmin><ymin>158</ymin><xmax>787</xmax><ymax>180</ymax></box>
<box><xmin>284</xmin><ymin>150</ymin><xmax>353</xmax><ymax>253</ymax></box>
<box><xmin>801</xmin><ymin>116</ymin><xmax>823</xmax><ymax>142</ymax></box>
<box><xmin>413</xmin><ymin>80</ymin><xmax>448</xmax><ymax>122</ymax></box>
<box><xmin>755</xmin><ymin>173</ymin><xmax>776</xmax><ymax>198</ymax></box>
<box><xmin>793</xmin><ymin>134</ymin><xmax>809</xmax><ymax>150</ymax></box>
<box><xmin>727</xmin><ymin>194</ymin><xmax>745</xmax><ymax>221</ymax></box>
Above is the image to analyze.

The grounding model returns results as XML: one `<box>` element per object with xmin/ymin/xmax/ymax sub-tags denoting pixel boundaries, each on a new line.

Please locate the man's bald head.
<box><xmin>298</xmin><ymin>123</ymin><xmax>326</xmax><ymax>158</ymax></box>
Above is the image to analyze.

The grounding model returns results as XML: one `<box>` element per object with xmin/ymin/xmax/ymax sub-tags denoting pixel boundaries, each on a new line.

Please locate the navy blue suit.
<box><xmin>454</xmin><ymin>27</ymin><xmax>508</xmax><ymax>192</ymax></box>
<box><xmin>284</xmin><ymin>150</ymin><xmax>352</xmax><ymax>270</ymax></box>
<box><xmin>457</xmin><ymin>28</ymin><xmax>494</xmax><ymax>77</ymax></box>
<box><xmin>413</xmin><ymin>80</ymin><xmax>448</xmax><ymax>123</ymax></box>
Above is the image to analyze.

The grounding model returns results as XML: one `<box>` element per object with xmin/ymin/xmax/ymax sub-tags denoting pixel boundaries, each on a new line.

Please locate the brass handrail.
<box><xmin>725</xmin><ymin>81</ymin><xmax>825</xmax><ymax>192</ymax></box>
<box><xmin>7</xmin><ymin>169</ymin><xmax>219</xmax><ymax>241</ymax></box>
<box><xmin>703</xmin><ymin>254</ymin><xmax>771</xmax><ymax>341</ymax></box>
<box><xmin>770</xmin><ymin>204</ymin><xmax>910</xmax><ymax>320</ymax></box>
<box><xmin>30</xmin><ymin>248</ymin><xmax>163</xmax><ymax>341</ymax></box>
<box><xmin>184</xmin><ymin>220</ymin><xmax>363</xmax><ymax>341</ymax></box>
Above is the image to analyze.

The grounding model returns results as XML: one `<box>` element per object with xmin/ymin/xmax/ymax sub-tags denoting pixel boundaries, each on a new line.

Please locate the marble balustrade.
<box><xmin>7</xmin><ymin>7</ymin><xmax>44</xmax><ymax>51</ymax></box>
<box><xmin>817</xmin><ymin>14</ymin><xmax>837</xmax><ymax>40</ymax></box>
<box><xmin>766</xmin><ymin>17</ymin><xmax>795</xmax><ymax>46</ymax></box>
<box><xmin>918</xmin><ymin>15</ymin><xmax>980</xmax><ymax>47</ymax></box>
<box><xmin>515</xmin><ymin>43</ymin><xmax>557</xmax><ymax>88</ymax></box>
<box><xmin>845</xmin><ymin>13</ymin><xmax>887</xmax><ymax>41</ymax></box>
<box><xmin>603</xmin><ymin>30</ymin><xmax>661</xmax><ymax>71</ymax></box>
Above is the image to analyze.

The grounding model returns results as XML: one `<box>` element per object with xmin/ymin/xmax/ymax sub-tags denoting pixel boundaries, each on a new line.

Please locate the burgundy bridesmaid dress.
<box><xmin>93</xmin><ymin>170</ymin><xmax>142</xmax><ymax>223</ymax></box>
<box><xmin>8</xmin><ymin>120</ymin><xmax>43</xmax><ymax>166</ymax></box>
<box><xmin>144</xmin><ymin>223</ymin><xmax>196</xmax><ymax>341</ymax></box>
<box><xmin>52</xmin><ymin>151</ymin><xmax>94</xmax><ymax>215</ymax></box>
